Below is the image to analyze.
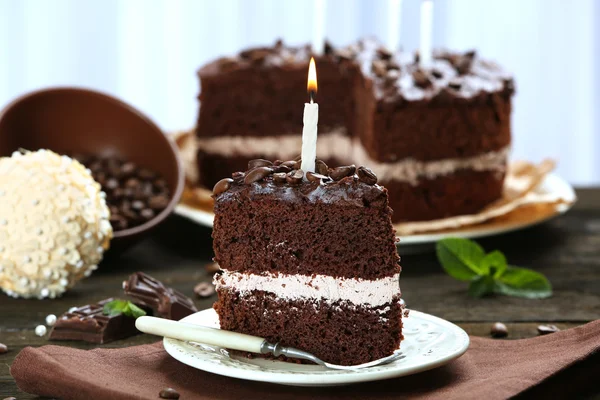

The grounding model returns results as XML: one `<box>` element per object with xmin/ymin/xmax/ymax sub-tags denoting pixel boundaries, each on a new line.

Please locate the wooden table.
<box><xmin>2</xmin><ymin>188</ymin><xmax>599</xmax><ymax>399</ymax></box>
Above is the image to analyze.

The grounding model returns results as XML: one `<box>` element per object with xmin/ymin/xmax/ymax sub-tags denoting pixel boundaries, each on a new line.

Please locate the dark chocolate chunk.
<box><xmin>412</xmin><ymin>69</ymin><xmax>432</xmax><ymax>89</ymax></box>
<box><xmin>159</xmin><ymin>388</ymin><xmax>180</xmax><ymax>399</ymax></box>
<box><xmin>123</xmin><ymin>272</ymin><xmax>198</xmax><ymax>321</ymax></box>
<box><xmin>306</xmin><ymin>172</ymin><xmax>328</xmax><ymax>183</ymax></box>
<box><xmin>286</xmin><ymin>169</ymin><xmax>304</xmax><ymax>185</ymax></box>
<box><xmin>537</xmin><ymin>325</ymin><xmax>560</xmax><ymax>335</ymax></box>
<box><xmin>248</xmin><ymin>159</ymin><xmax>273</xmax><ymax>169</ymax></box>
<box><xmin>194</xmin><ymin>282</ymin><xmax>215</xmax><ymax>298</ymax></box>
<box><xmin>49</xmin><ymin>298</ymin><xmax>140</xmax><ymax>344</ymax></box>
<box><xmin>244</xmin><ymin>166</ymin><xmax>273</xmax><ymax>184</ymax></box>
<box><xmin>213</xmin><ymin>178</ymin><xmax>234</xmax><ymax>196</ymax></box>
<box><xmin>315</xmin><ymin>160</ymin><xmax>329</xmax><ymax>176</ymax></box>
<box><xmin>490</xmin><ymin>322</ymin><xmax>508</xmax><ymax>338</ymax></box>
<box><xmin>357</xmin><ymin>166</ymin><xmax>378</xmax><ymax>185</ymax></box>
<box><xmin>0</xmin><ymin>343</ymin><xmax>7</xmax><ymax>354</ymax></box>
<box><xmin>329</xmin><ymin>165</ymin><xmax>356</xmax><ymax>181</ymax></box>
<box><xmin>272</xmin><ymin>172</ymin><xmax>287</xmax><ymax>183</ymax></box>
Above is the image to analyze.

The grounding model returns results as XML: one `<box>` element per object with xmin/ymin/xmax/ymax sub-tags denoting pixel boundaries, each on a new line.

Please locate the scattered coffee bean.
<box><xmin>329</xmin><ymin>165</ymin><xmax>356</xmax><ymax>181</ymax></box>
<box><xmin>248</xmin><ymin>159</ymin><xmax>273</xmax><ymax>169</ymax></box>
<box><xmin>76</xmin><ymin>154</ymin><xmax>171</xmax><ymax>231</ymax></box>
<box><xmin>0</xmin><ymin>343</ymin><xmax>7</xmax><ymax>354</ymax></box>
<box><xmin>272</xmin><ymin>172</ymin><xmax>287</xmax><ymax>183</ymax></box>
<box><xmin>213</xmin><ymin>178</ymin><xmax>233</xmax><ymax>196</ymax></box>
<box><xmin>231</xmin><ymin>171</ymin><xmax>245</xmax><ymax>181</ymax></box>
<box><xmin>286</xmin><ymin>169</ymin><xmax>304</xmax><ymax>185</ymax></box>
<box><xmin>244</xmin><ymin>166</ymin><xmax>273</xmax><ymax>184</ymax></box>
<box><xmin>204</xmin><ymin>262</ymin><xmax>221</xmax><ymax>274</ymax></box>
<box><xmin>282</xmin><ymin>160</ymin><xmax>299</xmax><ymax>169</ymax></box>
<box><xmin>306</xmin><ymin>172</ymin><xmax>328</xmax><ymax>183</ymax></box>
<box><xmin>357</xmin><ymin>166</ymin><xmax>378</xmax><ymax>185</ymax></box>
<box><xmin>272</xmin><ymin>164</ymin><xmax>291</xmax><ymax>173</ymax></box>
<box><xmin>159</xmin><ymin>387</ymin><xmax>180</xmax><ymax>399</ymax></box>
<box><xmin>3</xmin><ymin>397</ymin><xmax>17</xmax><ymax>400</ymax></box>
<box><xmin>490</xmin><ymin>322</ymin><xmax>508</xmax><ymax>338</ymax></box>
<box><xmin>194</xmin><ymin>282</ymin><xmax>215</xmax><ymax>298</ymax></box>
<box><xmin>537</xmin><ymin>325</ymin><xmax>560</xmax><ymax>335</ymax></box>
<box><xmin>315</xmin><ymin>160</ymin><xmax>329</xmax><ymax>176</ymax></box>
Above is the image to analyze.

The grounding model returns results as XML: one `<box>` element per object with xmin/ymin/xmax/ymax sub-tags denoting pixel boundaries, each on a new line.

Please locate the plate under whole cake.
<box><xmin>163</xmin><ymin>308</ymin><xmax>469</xmax><ymax>387</ymax></box>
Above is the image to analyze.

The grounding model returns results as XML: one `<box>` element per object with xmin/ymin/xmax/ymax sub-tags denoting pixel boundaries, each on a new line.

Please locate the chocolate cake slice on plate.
<box><xmin>212</xmin><ymin>159</ymin><xmax>404</xmax><ymax>366</ymax></box>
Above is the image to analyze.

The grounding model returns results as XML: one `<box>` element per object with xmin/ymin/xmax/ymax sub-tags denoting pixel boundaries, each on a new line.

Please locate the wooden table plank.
<box><xmin>1</xmin><ymin>188</ymin><xmax>599</xmax><ymax>399</ymax></box>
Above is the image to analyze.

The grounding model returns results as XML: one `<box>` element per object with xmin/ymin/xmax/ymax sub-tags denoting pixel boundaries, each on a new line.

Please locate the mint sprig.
<box><xmin>436</xmin><ymin>238</ymin><xmax>552</xmax><ymax>299</ymax></box>
<box><xmin>103</xmin><ymin>299</ymin><xmax>146</xmax><ymax>318</ymax></box>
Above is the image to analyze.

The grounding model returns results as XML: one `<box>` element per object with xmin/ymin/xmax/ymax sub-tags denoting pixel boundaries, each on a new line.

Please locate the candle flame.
<box><xmin>307</xmin><ymin>57</ymin><xmax>318</xmax><ymax>102</ymax></box>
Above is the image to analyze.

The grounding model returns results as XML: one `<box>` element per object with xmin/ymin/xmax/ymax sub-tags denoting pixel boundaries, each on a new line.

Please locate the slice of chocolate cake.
<box><xmin>212</xmin><ymin>159</ymin><xmax>404</xmax><ymax>366</ymax></box>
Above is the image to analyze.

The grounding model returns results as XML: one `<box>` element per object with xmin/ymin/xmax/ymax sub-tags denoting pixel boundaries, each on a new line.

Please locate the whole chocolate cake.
<box><xmin>193</xmin><ymin>39</ymin><xmax>514</xmax><ymax>222</ymax></box>
<box><xmin>212</xmin><ymin>159</ymin><xmax>404</xmax><ymax>366</ymax></box>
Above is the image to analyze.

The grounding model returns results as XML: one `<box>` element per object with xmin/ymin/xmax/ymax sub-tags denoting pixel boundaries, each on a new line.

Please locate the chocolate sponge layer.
<box><xmin>214</xmin><ymin>288</ymin><xmax>403</xmax><ymax>366</ymax></box>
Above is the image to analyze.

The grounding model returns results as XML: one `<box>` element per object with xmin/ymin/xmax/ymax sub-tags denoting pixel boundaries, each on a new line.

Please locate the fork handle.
<box><xmin>135</xmin><ymin>316</ymin><xmax>266</xmax><ymax>353</ymax></box>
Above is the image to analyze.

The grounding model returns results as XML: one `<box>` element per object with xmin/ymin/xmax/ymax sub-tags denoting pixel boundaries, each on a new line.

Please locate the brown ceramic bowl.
<box><xmin>0</xmin><ymin>87</ymin><xmax>184</xmax><ymax>254</ymax></box>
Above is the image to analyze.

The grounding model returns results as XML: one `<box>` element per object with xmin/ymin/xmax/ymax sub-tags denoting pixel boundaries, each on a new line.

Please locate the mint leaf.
<box><xmin>436</xmin><ymin>238</ymin><xmax>486</xmax><ymax>281</ymax></box>
<box><xmin>103</xmin><ymin>299</ymin><xmax>146</xmax><ymax>318</ymax></box>
<box><xmin>481</xmin><ymin>250</ymin><xmax>507</xmax><ymax>278</ymax></box>
<box><xmin>468</xmin><ymin>275</ymin><xmax>495</xmax><ymax>297</ymax></box>
<box><xmin>495</xmin><ymin>266</ymin><xmax>553</xmax><ymax>299</ymax></box>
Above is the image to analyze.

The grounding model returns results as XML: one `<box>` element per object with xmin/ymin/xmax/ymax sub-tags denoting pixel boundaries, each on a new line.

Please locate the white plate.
<box><xmin>175</xmin><ymin>172</ymin><xmax>575</xmax><ymax>249</ymax></box>
<box><xmin>163</xmin><ymin>308</ymin><xmax>469</xmax><ymax>387</ymax></box>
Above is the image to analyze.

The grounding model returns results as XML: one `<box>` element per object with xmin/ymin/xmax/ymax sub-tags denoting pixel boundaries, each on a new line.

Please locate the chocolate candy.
<box><xmin>123</xmin><ymin>272</ymin><xmax>197</xmax><ymax>321</ymax></box>
<box><xmin>49</xmin><ymin>298</ymin><xmax>140</xmax><ymax>344</ymax></box>
<box><xmin>357</xmin><ymin>166</ymin><xmax>378</xmax><ymax>185</ymax></box>
<box><xmin>75</xmin><ymin>154</ymin><xmax>171</xmax><ymax>231</ymax></box>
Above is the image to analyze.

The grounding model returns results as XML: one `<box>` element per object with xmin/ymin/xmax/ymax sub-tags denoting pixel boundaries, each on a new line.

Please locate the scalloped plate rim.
<box><xmin>162</xmin><ymin>308</ymin><xmax>470</xmax><ymax>387</ymax></box>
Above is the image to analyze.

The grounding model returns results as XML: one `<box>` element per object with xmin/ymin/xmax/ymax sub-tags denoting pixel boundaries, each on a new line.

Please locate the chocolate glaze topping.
<box><xmin>198</xmin><ymin>38</ymin><xmax>515</xmax><ymax>103</ymax></box>
<box><xmin>213</xmin><ymin>158</ymin><xmax>387</xmax><ymax>208</ymax></box>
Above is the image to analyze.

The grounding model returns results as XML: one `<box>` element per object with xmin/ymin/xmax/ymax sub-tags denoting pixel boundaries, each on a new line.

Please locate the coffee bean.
<box><xmin>286</xmin><ymin>169</ymin><xmax>304</xmax><ymax>184</ymax></box>
<box><xmin>244</xmin><ymin>167</ymin><xmax>273</xmax><ymax>184</ymax></box>
<box><xmin>204</xmin><ymin>262</ymin><xmax>221</xmax><ymax>274</ymax></box>
<box><xmin>357</xmin><ymin>166</ymin><xmax>378</xmax><ymax>185</ymax></box>
<box><xmin>0</xmin><ymin>343</ymin><xmax>7</xmax><ymax>354</ymax></box>
<box><xmin>413</xmin><ymin>69</ymin><xmax>432</xmax><ymax>89</ymax></box>
<box><xmin>213</xmin><ymin>178</ymin><xmax>233</xmax><ymax>196</ymax></box>
<box><xmin>490</xmin><ymin>322</ymin><xmax>508</xmax><ymax>338</ymax></box>
<box><xmin>306</xmin><ymin>172</ymin><xmax>328</xmax><ymax>183</ymax></box>
<box><xmin>231</xmin><ymin>171</ymin><xmax>245</xmax><ymax>181</ymax></box>
<box><xmin>140</xmin><ymin>209</ymin><xmax>155</xmax><ymax>220</ymax></box>
<box><xmin>372</xmin><ymin>60</ymin><xmax>387</xmax><ymax>77</ymax></box>
<box><xmin>131</xmin><ymin>200</ymin><xmax>145</xmax><ymax>211</ymax></box>
<box><xmin>148</xmin><ymin>195</ymin><xmax>169</xmax><ymax>210</ymax></box>
<box><xmin>315</xmin><ymin>160</ymin><xmax>329</xmax><ymax>176</ymax></box>
<box><xmin>376</xmin><ymin>47</ymin><xmax>392</xmax><ymax>60</ymax></box>
<box><xmin>194</xmin><ymin>282</ymin><xmax>215</xmax><ymax>298</ymax></box>
<box><xmin>159</xmin><ymin>388</ymin><xmax>180</xmax><ymax>399</ymax></box>
<box><xmin>537</xmin><ymin>325</ymin><xmax>560</xmax><ymax>335</ymax></box>
<box><xmin>3</xmin><ymin>397</ymin><xmax>17</xmax><ymax>400</ymax></box>
<box><xmin>105</xmin><ymin>178</ymin><xmax>119</xmax><ymax>191</ymax></box>
<box><xmin>248</xmin><ymin>159</ymin><xmax>273</xmax><ymax>169</ymax></box>
<box><xmin>456</xmin><ymin>56</ymin><xmax>473</xmax><ymax>75</ymax></box>
<box><xmin>272</xmin><ymin>172</ymin><xmax>287</xmax><ymax>183</ymax></box>
<box><xmin>120</xmin><ymin>162</ymin><xmax>136</xmax><ymax>177</ymax></box>
<box><xmin>282</xmin><ymin>160</ymin><xmax>298</xmax><ymax>169</ymax></box>
<box><xmin>329</xmin><ymin>165</ymin><xmax>356</xmax><ymax>181</ymax></box>
<box><xmin>272</xmin><ymin>164</ymin><xmax>291</xmax><ymax>173</ymax></box>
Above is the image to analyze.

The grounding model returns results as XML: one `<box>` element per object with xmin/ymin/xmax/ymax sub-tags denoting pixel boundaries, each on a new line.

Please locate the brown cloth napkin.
<box><xmin>11</xmin><ymin>320</ymin><xmax>600</xmax><ymax>400</ymax></box>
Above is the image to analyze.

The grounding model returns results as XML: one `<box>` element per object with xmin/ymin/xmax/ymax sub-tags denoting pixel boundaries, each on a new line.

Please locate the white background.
<box><xmin>0</xmin><ymin>0</ymin><xmax>598</xmax><ymax>185</ymax></box>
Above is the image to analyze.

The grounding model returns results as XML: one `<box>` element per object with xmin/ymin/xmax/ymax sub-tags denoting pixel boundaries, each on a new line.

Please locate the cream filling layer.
<box><xmin>214</xmin><ymin>270</ymin><xmax>401</xmax><ymax>307</ymax></box>
<box><xmin>194</xmin><ymin>131</ymin><xmax>509</xmax><ymax>185</ymax></box>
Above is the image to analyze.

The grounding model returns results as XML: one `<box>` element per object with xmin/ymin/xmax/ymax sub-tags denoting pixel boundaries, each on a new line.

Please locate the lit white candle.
<box><xmin>301</xmin><ymin>58</ymin><xmax>318</xmax><ymax>174</ymax></box>
<box><xmin>419</xmin><ymin>0</ymin><xmax>433</xmax><ymax>67</ymax></box>
<box><xmin>312</xmin><ymin>0</ymin><xmax>326</xmax><ymax>55</ymax></box>
<box><xmin>387</xmin><ymin>0</ymin><xmax>403</xmax><ymax>52</ymax></box>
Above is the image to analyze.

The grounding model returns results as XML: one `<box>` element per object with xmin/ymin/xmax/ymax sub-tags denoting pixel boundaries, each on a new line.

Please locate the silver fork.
<box><xmin>137</xmin><ymin>316</ymin><xmax>404</xmax><ymax>370</ymax></box>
